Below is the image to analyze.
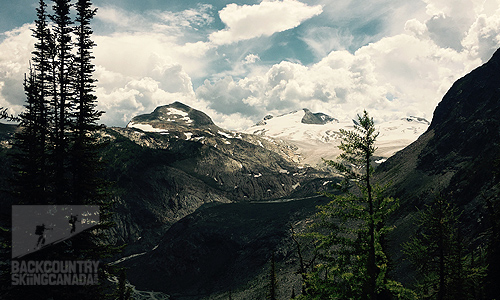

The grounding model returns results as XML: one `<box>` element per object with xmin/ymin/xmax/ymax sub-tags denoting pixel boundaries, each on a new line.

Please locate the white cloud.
<box><xmin>243</xmin><ymin>54</ymin><xmax>260</xmax><ymax>64</ymax></box>
<box><xmin>197</xmin><ymin>31</ymin><xmax>486</xmax><ymax>130</ymax></box>
<box><xmin>155</xmin><ymin>4</ymin><xmax>214</xmax><ymax>29</ymax></box>
<box><xmin>0</xmin><ymin>24</ymin><xmax>35</xmax><ymax>117</ymax></box>
<box><xmin>462</xmin><ymin>12</ymin><xmax>500</xmax><ymax>60</ymax></box>
<box><xmin>300</xmin><ymin>26</ymin><xmax>354</xmax><ymax>58</ymax></box>
<box><xmin>96</xmin><ymin>6</ymin><xmax>145</xmax><ymax>30</ymax></box>
<box><xmin>3</xmin><ymin>0</ymin><xmax>500</xmax><ymax>131</ymax></box>
<box><xmin>95</xmin><ymin>4</ymin><xmax>215</xmax><ymax>36</ymax></box>
<box><xmin>423</xmin><ymin>0</ymin><xmax>476</xmax><ymax>19</ymax></box>
<box><xmin>96</xmin><ymin>75</ymin><xmax>198</xmax><ymax>126</ymax></box>
<box><xmin>405</xmin><ymin>19</ymin><xmax>428</xmax><ymax>37</ymax></box>
<box><xmin>0</xmin><ymin>23</ymin><xmax>203</xmax><ymax>127</ymax></box>
<box><xmin>209</xmin><ymin>0</ymin><xmax>323</xmax><ymax>45</ymax></box>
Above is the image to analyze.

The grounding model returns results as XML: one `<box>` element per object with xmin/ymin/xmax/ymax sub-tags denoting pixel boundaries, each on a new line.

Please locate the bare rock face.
<box><xmin>300</xmin><ymin>108</ymin><xmax>338</xmax><ymax>125</ymax></box>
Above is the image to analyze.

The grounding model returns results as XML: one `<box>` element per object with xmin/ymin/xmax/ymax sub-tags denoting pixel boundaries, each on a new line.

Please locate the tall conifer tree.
<box><xmin>72</xmin><ymin>0</ymin><xmax>102</xmax><ymax>204</ymax></box>
<box><xmin>403</xmin><ymin>196</ymin><xmax>486</xmax><ymax>300</ymax></box>
<box><xmin>11</xmin><ymin>67</ymin><xmax>43</xmax><ymax>203</ymax></box>
<box><xmin>31</xmin><ymin>0</ymin><xmax>53</xmax><ymax>202</ymax></box>
<box><xmin>4</xmin><ymin>1</ymin><xmax>120</xmax><ymax>298</ymax></box>
<box><xmin>298</xmin><ymin>111</ymin><xmax>405</xmax><ymax>299</ymax></box>
<box><xmin>11</xmin><ymin>0</ymin><xmax>54</xmax><ymax>204</ymax></box>
<box><xmin>50</xmin><ymin>0</ymin><xmax>74</xmax><ymax>203</ymax></box>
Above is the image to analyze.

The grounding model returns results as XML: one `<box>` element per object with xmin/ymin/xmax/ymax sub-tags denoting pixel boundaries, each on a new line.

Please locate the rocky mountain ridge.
<box><xmin>3</xmin><ymin>45</ymin><xmax>500</xmax><ymax>298</ymax></box>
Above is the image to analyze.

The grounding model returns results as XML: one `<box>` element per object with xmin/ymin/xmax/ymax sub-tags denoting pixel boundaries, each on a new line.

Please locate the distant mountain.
<box><xmin>94</xmin><ymin>102</ymin><xmax>337</xmax><ymax>255</ymax></box>
<box><xmin>128</xmin><ymin>101</ymin><xmax>215</xmax><ymax>130</ymax></box>
<box><xmin>245</xmin><ymin>109</ymin><xmax>429</xmax><ymax>166</ymax></box>
<box><xmin>376</xmin><ymin>48</ymin><xmax>500</xmax><ymax>291</ymax></box>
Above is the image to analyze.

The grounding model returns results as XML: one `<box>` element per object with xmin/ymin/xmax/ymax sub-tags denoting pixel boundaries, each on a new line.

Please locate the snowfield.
<box><xmin>127</xmin><ymin>122</ymin><xmax>169</xmax><ymax>133</ymax></box>
<box><xmin>244</xmin><ymin>110</ymin><xmax>429</xmax><ymax>166</ymax></box>
<box><xmin>127</xmin><ymin>107</ymin><xmax>429</xmax><ymax>168</ymax></box>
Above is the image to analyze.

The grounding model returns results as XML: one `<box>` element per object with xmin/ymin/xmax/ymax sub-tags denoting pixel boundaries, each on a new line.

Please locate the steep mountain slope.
<box><xmin>99</xmin><ymin>102</ymin><xmax>334</xmax><ymax>255</ymax></box>
<box><xmin>245</xmin><ymin>109</ymin><xmax>429</xmax><ymax>166</ymax></box>
<box><xmin>123</xmin><ymin>196</ymin><xmax>331</xmax><ymax>300</ymax></box>
<box><xmin>376</xmin><ymin>48</ymin><xmax>500</xmax><ymax>286</ymax></box>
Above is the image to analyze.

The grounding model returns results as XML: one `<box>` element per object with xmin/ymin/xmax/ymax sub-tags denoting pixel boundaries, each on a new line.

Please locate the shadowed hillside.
<box><xmin>376</xmin><ymin>48</ymin><xmax>500</xmax><ymax>289</ymax></box>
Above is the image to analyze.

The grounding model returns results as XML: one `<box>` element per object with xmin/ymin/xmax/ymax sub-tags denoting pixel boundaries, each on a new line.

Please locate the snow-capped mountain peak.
<box><xmin>244</xmin><ymin>109</ymin><xmax>430</xmax><ymax>166</ymax></box>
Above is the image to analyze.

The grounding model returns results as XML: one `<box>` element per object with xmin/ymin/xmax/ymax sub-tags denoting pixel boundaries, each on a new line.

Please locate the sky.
<box><xmin>1</xmin><ymin>0</ymin><xmax>500</xmax><ymax>130</ymax></box>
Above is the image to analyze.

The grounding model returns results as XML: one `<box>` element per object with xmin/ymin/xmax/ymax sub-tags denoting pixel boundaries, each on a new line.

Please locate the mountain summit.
<box><xmin>127</xmin><ymin>101</ymin><xmax>214</xmax><ymax>131</ymax></box>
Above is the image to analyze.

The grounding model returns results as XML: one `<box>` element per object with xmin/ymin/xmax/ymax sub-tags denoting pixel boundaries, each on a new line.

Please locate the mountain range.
<box><xmin>2</xmin><ymin>48</ymin><xmax>500</xmax><ymax>299</ymax></box>
<box><xmin>116</xmin><ymin>49</ymin><xmax>500</xmax><ymax>298</ymax></box>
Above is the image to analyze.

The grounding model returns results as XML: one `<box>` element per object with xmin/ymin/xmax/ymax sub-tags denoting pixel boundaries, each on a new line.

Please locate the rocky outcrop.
<box><xmin>301</xmin><ymin>108</ymin><xmax>338</xmax><ymax>124</ymax></box>
<box><xmin>129</xmin><ymin>101</ymin><xmax>215</xmax><ymax>129</ymax></box>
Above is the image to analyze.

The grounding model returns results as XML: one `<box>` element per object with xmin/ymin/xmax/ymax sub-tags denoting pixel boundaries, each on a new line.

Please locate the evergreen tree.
<box><xmin>483</xmin><ymin>157</ymin><xmax>500</xmax><ymax>298</ymax></box>
<box><xmin>3</xmin><ymin>1</ymin><xmax>121</xmax><ymax>298</ymax></box>
<box><xmin>268</xmin><ymin>252</ymin><xmax>278</xmax><ymax>300</ymax></box>
<box><xmin>10</xmin><ymin>0</ymin><xmax>54</xmax><ymax>204</ymax></box>
<box><xmin>11</xmin><ymin>66</ymin><xmax>45</xmax><ymax>203</ymax></box>
<box><xmin>403</xmin><ymin>196</ymin><xmax>486</xmax><ymax>300</ymax></box>
<box><xmin>484</xmin><ymin>193</ymin><xmax>500</xmax><ymax>299</ymax></box>
<box><xmin>29</xmin><ymin>0</ymin><xmax>53</xmax><ymax>202</ymax></box>
<box><xmin>290</xmin><ymin>223</ymin><xmax>317</xmax><ymax>296</ymax></box>
<box><xmin>72</xmin><ymin>0</ymin><xmax>103</xmax><ymax>204</ymax></box>
<box><xmin>298</xmin><ymin>111</ymin><xmax>406</xmax><ymax>299</ymax></box>
<box><xmin>50</xmin><ymin>0</ymin><xmax>74</xmax><ymax>203</ymax></box>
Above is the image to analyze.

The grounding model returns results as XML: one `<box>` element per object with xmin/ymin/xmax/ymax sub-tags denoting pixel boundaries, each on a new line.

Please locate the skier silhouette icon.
<box><xmin>34</xmin><ymin>224</ymin><xmax>52</xmax><ymax>249</ymax></box>
<box><xmin>69</xmin><ymin>214</ymin><xmax>79</xmax><ymax>234</ymax></box>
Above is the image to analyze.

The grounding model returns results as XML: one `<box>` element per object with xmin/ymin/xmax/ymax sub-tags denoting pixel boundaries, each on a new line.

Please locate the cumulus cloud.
<box><xmin>0</xmin><ymin>22</ymin><xmax>204</xmax><ymax>127</ymax></box>
<box><xmin>0</xmin><ymin>24</ymin><xmax>35</xmax><ymax>117</ymax></box>
<box><xmin>3</xmin><ymin>0</ymin><xmax>500</xmax><ymax>131</ymax></box>
<box><xmin>243</xmin><ymin>54</ymin><xmax>260</xmax><ymax>64</ymax></box>
<box><xmin>96</xmin><ymin>75</ymin><xmax>197</xmax><ymax>125</ymax></box>
<box><xmin>197</xmin><ymin>31</ymin><xmax>486</xmax><ymax>129</ymax></box>
<box><xmin>462</xmin><ymin>12</ymin><xmax>500</xmax><ymax>61</ymax></box>
<box><xmin>209</xmin><ymin>0</ymin><xmax>323</xmax><ymax>45</ymax></box>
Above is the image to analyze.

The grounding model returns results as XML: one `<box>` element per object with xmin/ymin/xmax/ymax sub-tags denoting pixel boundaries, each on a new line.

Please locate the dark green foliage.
<box><xmin>72</xmin><ymin>0</ymin><xmax>103</xmax><ymax>204</ymax></box>
<box><xmin>50</xmin><ymin>0</ymin><xmax>75</xmax><ymax>202</ymax></box>
<box><xmin>478</xmin><ymin>193</ymin><xmax>500</xmax><ymax>299</ymax></box>
<box><xmin>298</xmin><ymin>111</ymin><xmax>411</xmax><ymax>299</ymax></box>
<box><xmin>290</xmin><ymin>223</ymin><xmax>318</xmax><ymax>296</ymax></box>
<box><xmin>403</xmin><ymin>196</ymin><xmax>486</xmax><ymax>300</ymax></box>
<box><xmin>482</xmin><ymin>157</ymin><xmax>500</xmax><ymax>298</ymax></box>
<box><xmin>1</xmin><ymin>1</ymin><xmax>122</xmax><ymax>299</ymax></box>
<box><xmin>11</xmin><ymin>66</ymin><xmax>50</xmax><ymax>203</ymax></box>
